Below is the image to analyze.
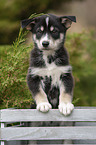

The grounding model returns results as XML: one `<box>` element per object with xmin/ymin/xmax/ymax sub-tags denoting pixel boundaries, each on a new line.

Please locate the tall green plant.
<box><xmin>0</xmin><ymin>13</ymin><xmax>45</xmax><ymax>109</ymax></box>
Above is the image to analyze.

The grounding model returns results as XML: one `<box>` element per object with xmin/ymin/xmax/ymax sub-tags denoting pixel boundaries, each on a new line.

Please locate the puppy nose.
<box><xmin>42</xmin><ymin>41</ymin><xmax>49</xmax><ymax>47</ymax></box>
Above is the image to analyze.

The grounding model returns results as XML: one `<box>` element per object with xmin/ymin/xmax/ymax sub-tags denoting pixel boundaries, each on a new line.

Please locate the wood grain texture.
<box><xmin>1</xmin><ymin>108</ymin><xmax>96</xmax><ymax>122</ymax></box>
<box><xmin>1</xmin><ymin>126</ymin><xmax>96</xmax><ymax>140</ymax></box>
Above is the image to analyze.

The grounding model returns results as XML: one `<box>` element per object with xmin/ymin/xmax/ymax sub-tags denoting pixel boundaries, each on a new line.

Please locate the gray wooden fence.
<box><xmin>0</xmin><ymin>108</ymin><xmax>96</xmax><ymax>145</ymax></box>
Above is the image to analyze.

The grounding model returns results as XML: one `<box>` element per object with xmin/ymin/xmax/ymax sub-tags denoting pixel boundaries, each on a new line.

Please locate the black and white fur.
<box><xmin>21</xmin><ymin>14</ymin><xmax>76</xmax><ymax>116</ymax></box>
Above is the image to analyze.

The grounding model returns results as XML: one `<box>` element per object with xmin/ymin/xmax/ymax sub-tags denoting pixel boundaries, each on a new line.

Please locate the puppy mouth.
<box><xmin>42</xmin><ymin>47</ymin><xmax>52</xmax><ymax>50</ymax></box>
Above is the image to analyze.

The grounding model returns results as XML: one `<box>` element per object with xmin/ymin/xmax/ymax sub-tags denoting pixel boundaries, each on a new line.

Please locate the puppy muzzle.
<box><xmin>42</xmin><ymin>41</ymin><xmax>49</xmax><ymax>48</ymax></box>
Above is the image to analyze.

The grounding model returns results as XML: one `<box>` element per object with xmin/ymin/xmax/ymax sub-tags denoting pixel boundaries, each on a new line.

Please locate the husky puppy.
<box><xmin>21</xmin><ymin>14</ymin><xmax>76</xmax><ymax>116</ymax></box>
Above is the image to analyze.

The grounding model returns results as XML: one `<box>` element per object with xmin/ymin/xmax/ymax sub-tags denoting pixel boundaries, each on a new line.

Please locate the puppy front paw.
<box><xmin>58</xmin><ymin>102</ymin><xmax>74</xmax><ymax>116</ymax></box>
<box><xmin>37</xmin><ymin>102</ymin><xmax>52</xmax><ymax>112</ymax></box>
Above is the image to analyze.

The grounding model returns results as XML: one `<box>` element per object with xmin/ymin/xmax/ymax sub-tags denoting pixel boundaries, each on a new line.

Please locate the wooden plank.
<box><xmin>0</xmin><ymin>110</ymin><xmax>1</xmax><ymax>121</ymax></box>
<box><xmin>1</xmin><ymin>109</ymin><xmax>96</xmax><ymax>122</ymax></box>
<box><xmin>1</xmin><ymin>126</ymin><xmax>96</xmax><ymax>140</ymax></box>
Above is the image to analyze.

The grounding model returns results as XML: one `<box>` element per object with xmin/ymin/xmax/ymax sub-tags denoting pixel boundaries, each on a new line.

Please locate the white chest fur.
<box><xmin>29</xmin><ymin>51</ymin><xmax>72</xmax><ymax>86</ymax></box>
<box><xmin>29</xmin><ymin>64</ymin><xmax>72</xmax><ymax>86</ymax></box>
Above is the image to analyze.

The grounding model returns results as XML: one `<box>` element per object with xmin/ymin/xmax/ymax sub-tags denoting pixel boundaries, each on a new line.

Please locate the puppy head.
<box><xmin>21</xmin><ymin>14</ymin><xmax>76</xmax><ymax>51</ymax></box>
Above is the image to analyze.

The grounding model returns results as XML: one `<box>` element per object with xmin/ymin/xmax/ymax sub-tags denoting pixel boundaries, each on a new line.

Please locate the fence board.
<box><xmin>0</xmin><ymin>110</ymin><xmax>1</xmax><ymax>121</ymax></box>
<box><xmin>1</xmin><ymin>108</ymin><xmax>96</xmax><ymax>122</ymax></box>
<box><xmin>1</xmin><ymin>126</ymin><xmax>96</xmax><ymax>140</ymax></box>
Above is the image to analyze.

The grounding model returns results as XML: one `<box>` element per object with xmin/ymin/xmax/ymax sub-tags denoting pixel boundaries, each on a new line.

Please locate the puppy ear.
<box><xmin>21</xmin><ymin>18</ymin><xmax>36</xmax><ymax>30</ymax></box>
<box><xmin>60</xmin><ymin>16</ymin><xmax>76</xmax><ymax>28</ymax></box>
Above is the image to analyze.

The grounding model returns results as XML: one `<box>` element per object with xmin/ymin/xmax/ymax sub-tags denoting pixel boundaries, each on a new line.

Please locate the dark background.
<box><xmin>0</xmin><ymin>0</ymin><xmax>96</xmax><ymax>44</ymax></box>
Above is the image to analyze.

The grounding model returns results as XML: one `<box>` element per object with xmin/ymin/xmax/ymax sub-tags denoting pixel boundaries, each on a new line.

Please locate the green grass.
<box><xmin>0</xmin><ymin>29</ymin><xmax>96</xmax><ymax>109</ymax></box>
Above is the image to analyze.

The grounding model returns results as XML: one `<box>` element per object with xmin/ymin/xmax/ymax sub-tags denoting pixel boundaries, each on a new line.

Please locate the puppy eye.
<box><xmin>36</xmin><ymin>29</ymin><xmax>42</xmax><ymax>33</ymax></box>
<box><xmin>52</xmin><ymin>29</ymin><xmax>57</xmax><ymax>33</ymax></box>
<box><xmin>36</xmin><ymin>27</ymin><xmax>44</xmax><ymax>33</ymax></box>
<box><xmin>51</xmin><ymin>28</ymin><xmax>59</xmax><ymax>33</ymax></box>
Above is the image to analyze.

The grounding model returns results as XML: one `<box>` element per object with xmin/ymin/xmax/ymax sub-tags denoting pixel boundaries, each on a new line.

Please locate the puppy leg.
<box><xmin>59</xmin><ymin>73</ymin><xmax>74</xmax><ymax>115</ymax></box>
<box><xmin>58</xmin><ymin>91</ymin><xmax>74</xmax><ymax>115</ymax></box>
<box><xmin>27</xmin><ymin>75</ymin><xmax>52</xmax><ymax>112</ymax></box>
<box><xmin>35</xmin><ymin>86</ymin><xmax>52</xmax><ymax>112</ymax></box>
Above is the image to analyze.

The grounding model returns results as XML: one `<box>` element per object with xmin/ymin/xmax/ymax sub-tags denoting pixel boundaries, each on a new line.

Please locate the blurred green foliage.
<box><xmin>66</xmin><ymin>31</ymin><xmax>96</xmax><ymax>106</ymax></box>
<box><xmin>0</xmin><ymin>27</ymin><xmax>96</xmax><ymax>109</ymax></box>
